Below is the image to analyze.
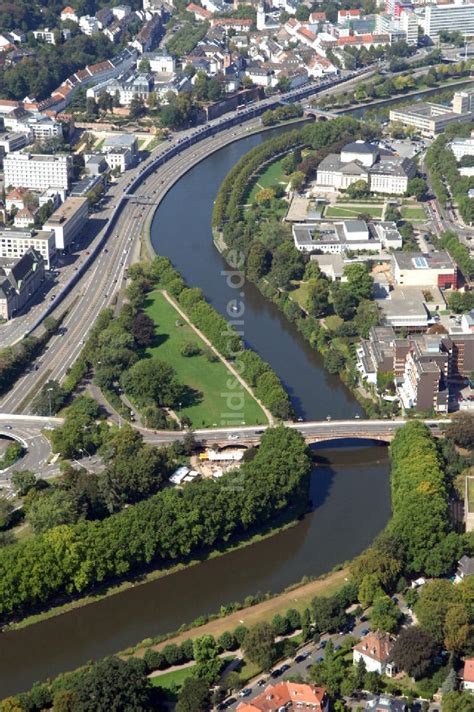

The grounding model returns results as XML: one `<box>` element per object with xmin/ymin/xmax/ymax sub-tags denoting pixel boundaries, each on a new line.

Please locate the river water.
<box><xmin>0</xmin><ymin>127</ymin><xmax>391</xmax><ymax>697</ymax></box>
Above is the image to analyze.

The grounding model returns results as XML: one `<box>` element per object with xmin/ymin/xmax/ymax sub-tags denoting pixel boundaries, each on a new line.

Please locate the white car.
<box><xmin>227</xmin><ymin>434</ymin><xmax>239</xmax><ymax>440</ymax></box>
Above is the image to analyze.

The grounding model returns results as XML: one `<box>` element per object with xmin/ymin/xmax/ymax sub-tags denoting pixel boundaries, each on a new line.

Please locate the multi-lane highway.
<box><xmin>0</xmin><ymin>67</ymin><xmax>377</xmax><ymax>416</ymax></box>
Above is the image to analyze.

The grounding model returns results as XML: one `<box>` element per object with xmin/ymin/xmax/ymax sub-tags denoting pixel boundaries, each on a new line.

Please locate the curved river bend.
<box><xmin>0</xmin><ymin>128</ymin><xmax>391</xmax><ymax>697</ymax></box>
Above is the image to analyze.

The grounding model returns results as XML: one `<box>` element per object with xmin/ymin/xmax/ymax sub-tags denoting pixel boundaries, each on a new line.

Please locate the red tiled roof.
<box><xmin>353</xmin><ymin>632</ymin><xmax>394</xmax><ymax>663</ymax></box>
<box><xmin>464</xmin><ymin>659</ymin><xmax>474</xmax><ymax>684</ymax></box>
<box><xmin>237</xmin><ymin>682</ymin><xmax>327</xmax><ymax>712</ymax></box>
<box><xmin>310</xmin><ymin>11</ymin><xmax>326</xmax><ymax>20</ymax></box>
<box><xmin>87</xmin><ymin>59</ymin><xmax>113</xmax><ymax>75</ymax></box>
<box><xmin>187</xmin><ymin>3</ymin><xmax>212</xmax><ymax>17</ymax></box>
<box><xmin>337</xmin><ymin>33</ymin><xmax>389</xmax><ymax>45</ymax></box>
<box><xmin>297</xmin><ymin>26</ymin><xmax>316</xmax><ymax>40</ymax></box>
<box><xmin>339</xmin><ymin>8</ymin><xmax>360</xmax><ymax>16</ymax></box>
<box><xmin>62</xmin><ymin>6</ymin><xmax>76</xmax><ymax>14</ymax></box>
<box><xmin>212</xmin><ymin>17</ymin><xmax>252</xmax><ymax>25</ymax></box>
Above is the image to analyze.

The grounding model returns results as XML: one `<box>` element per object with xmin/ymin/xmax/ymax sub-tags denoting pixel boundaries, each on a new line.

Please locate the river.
<box><xmin>0</xmin><ymin>127</ymin><xmax>391</xmax><ymax>697</ymax></box>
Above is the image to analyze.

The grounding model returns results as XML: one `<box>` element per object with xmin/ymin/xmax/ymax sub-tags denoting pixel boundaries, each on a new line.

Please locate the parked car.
<box><xmin>239</xmin><ymin>688</ymin><xmax>252</xmax><ymax>697</ymax></box>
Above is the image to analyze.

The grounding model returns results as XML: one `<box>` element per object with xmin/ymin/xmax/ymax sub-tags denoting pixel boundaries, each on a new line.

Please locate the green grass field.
<box><xmin>289</xmin><ymin>280</ymin><xmax>310</xmax><ymax>310</ymax></box>
<box><xmin>145</xmin><ymin>291</ymin><xmax>267</xmax><ymax>428</ymax></box>
<box><xmin>400</xmin><ymin>205</ymin><xmax>426</xmax><ymax>221</ymax></box>
<box><xmin>150</xmin><ymin>665</ymin><xmax>195</xmax><ymax>690</ymax></box>
<box><xmin>248</xmin><ymin>158</ymin><xmax>287</xmax><ymax>203</ymax></box>
<box><xmin>325</xmin><ymin>205</ymin><xmax>384</xmax><ymax>219</ymax></box>
<box><xmin>468</xmin><ymin>477</ymin><xmax>474</xmax><ymax>512</ymax></box>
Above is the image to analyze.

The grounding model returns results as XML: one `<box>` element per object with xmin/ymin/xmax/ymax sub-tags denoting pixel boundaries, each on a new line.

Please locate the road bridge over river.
<box><xmin>0</xmin><ymin>415</ymin><xmax>446</xmax><ymax>477</ymax></box>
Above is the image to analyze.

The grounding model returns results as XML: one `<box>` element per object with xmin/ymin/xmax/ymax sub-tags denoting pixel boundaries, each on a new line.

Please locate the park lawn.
<box><xmin>145</xmin><ymin>291</ymin><xmax>267</xmax><ymax>428</ymax></box>
<box><xmin>150</xmin><ymin>665</ymin><xmax>195</xmax><ymax>690</ymax></box>
<box><xmin>400</xmin><ymin>205</ymin><xmax>426</xmax><ymax>221</ymax></box>
<box><xmin>248</xmin><ymin>158</ymin><xmax>287</xmax><ymax>203</ymax></box>
<box><xmin>325</xmin><ymin>205</ymin><xmax>384</xmax><ymax>219</ymax></box>
<box><xmin>468</xmin><ymin>477</ymin><xmax>474</xmax><ymax>511</ymax></box>
<box><xmin>289</xmin><ymin>280</ymin><xmax>310</xmax><ymax>311</ymax></box>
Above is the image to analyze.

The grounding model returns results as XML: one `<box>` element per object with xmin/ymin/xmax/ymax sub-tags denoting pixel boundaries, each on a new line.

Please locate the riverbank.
<box><xmin>125</xmin><ymin>567</ymin><xmax>349</xmax><ymax>660</ymax></box>
<box><xmin>5</xmin><ymin>495</ymin><xmax>306</xmax><ymax>632</ymax></box>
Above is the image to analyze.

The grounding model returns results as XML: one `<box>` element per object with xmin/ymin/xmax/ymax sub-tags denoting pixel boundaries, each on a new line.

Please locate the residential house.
<box><xmin>237</xmin><ymin>682</ymin><xmax>329</xmax><ymax>711</ymax></box>
<box><xmin>13</xmin><ymin>207</ymin><xmax>36</xmax><ymax>228</ymax></box>
<box><xmin>462</xmin><ymin>659</ymin><xmax>474</xmax><ymax>693</ymax></box>
<box><xmin>353</xmin><ymin>632</ymin><xmax>395</xmax><ymax>675</ymax></box>
<box><xmin>455</xmin><ymin>555</ymin><xmax>474</xmax><ymax>583</ymax></box>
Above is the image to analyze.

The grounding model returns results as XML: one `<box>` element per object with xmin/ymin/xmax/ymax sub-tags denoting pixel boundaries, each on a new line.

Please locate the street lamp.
<box><xmin>47</xmin><ymin>387</ymin><xmax>54</xmax><ymax>418</ymax></box>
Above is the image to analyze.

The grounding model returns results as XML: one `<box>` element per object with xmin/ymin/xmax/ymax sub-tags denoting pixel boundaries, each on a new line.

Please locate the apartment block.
<box><xmin>0</xmin><ymin>228</ymin><xmax>56</xmax><ymax>268</ymax></box>
<box><xmin>357</xmin><ymin>328</ymin><xmax>474</xmax><ymax>413</ymax></box>
<box><xmin>43</xmin><ymin>197</ymin><xmax>88</xmax><ymax>250</ymax></box>
<box><xmin>4</xmin><ymin>153</ymin><xmax>72</xmax><ymax>191</ymax></box>
<box><xmin>390</xmin><ymin>92</ymin><xmax>474</xmax><ymax>137</ymax></box>
<box><xmin>391</xmin><ymin>252</ymin><xmax>457</xmax><ymax>289</ymax></box>
<box><xmin>422</xmin><ymin>1</ymin><xmax>474</xmax><ymax>41</ymax></box>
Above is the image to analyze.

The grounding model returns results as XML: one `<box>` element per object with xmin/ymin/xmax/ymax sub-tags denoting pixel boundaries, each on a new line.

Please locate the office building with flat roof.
<box><xmin>390</xmin><ymin>92</ymin><xmax>474</xmax><ymax>137</ymax></box>
<box><xmin>43</xmin><ymin>196</ymin><xmax>88</xmax><ymax>250</ymax></box>
<box><xmin>422</xmin><ymin>1</ymin><xmax>474</xmax><ymax>41</ymax></box>
<box><xmin>4</xmin><ymin>153</ymin><xmax>72</xmax><ymax>191</ymax></box>
<box><xmin>0</xmin><ymin>228</ymin><xmax>56</xmax><ymax>268</ymax></box>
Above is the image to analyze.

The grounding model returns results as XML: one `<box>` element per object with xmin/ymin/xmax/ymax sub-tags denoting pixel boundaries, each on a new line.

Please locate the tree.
<box><xmin>446</xmin><ymin>413</ymin><xmax>474</xmax><ymax>449</ymax></box>
<box><xmin>192</xmin><ymin>635</ymin><xmax>223</xmax><ymax>684</ymax></box>
<box><xmin>131</xmin><ymin>312</ymin><xmax>155</xmax><ymax>347</ymax></box>
<box><xmin>301</xmin><ymin>608</ymin><xmax>312</xmax><ymax>640</ymax></box>
<box><xmin>354</xmin><ymin>300</ymin><xmax>379</xmax><ymax>338</ymax></box>
<box><xmin>444</xmin><ymin>603</ymin><xmax>472</xmax><ymax>652</ymax></box>
<box><xmin>11</xmin><ymin>470</ymin><xmax>36</xmax><ymax>496</ymax></box>
<box><xmin>31</xmin><ymin>379</ymin><xmax>66</xmax><ymax>416</ymax></box>
<box><xmin>0</xmin><ymin>498</ymin><xmax>13</xmax><ymax>530</ymax></box>
<box><xmin>370</xmin><ymin>594</ymin><xmax>402</xmax><ymax>633</ymax></box>
<box><xmin>290</xmin><ymin>171</ymin><xmax>305</xmax><ymax>192</ymax></box>
<box><xmin>121</xmin><ymin>359</ymin><xmax>183</xmax><ymax>407</ymax></box>
<box><xmin>406</xmin><ymin>177</ymin><xmax>427</xmax><ymax>201</ymax></box>
<box><xmin>176</xmin><ymin>677</ymin><xmax>210</xmax><ymax>712</ymax></box>
<box><xmin>246</xmin><ymin>241</ymin><xmax>271</xmax><ymax>282</ymax></box>
<box><xmin>311</xmin><ymin>596</ymin><xmax>347</xmax><ymax>635</ymax></box>
<box><xmin>25</xmin><ymin>488</ymin><xmax>80</xmax><ymax>533</ymax></box>
<box><xmin>441</xmin><ymin>667</ymin><xmax>457</xmax><ymax>696</ymax></box>
<box><xmin>345</xmin><ymin>180</ymin><xmax>369</xmax><ymax>199</ymax></box>
<box><xmin>331</xmin><ymin>284</ymin><xmax>357</xmax><ymax>320</ymax></box>
<box><xmin>242</xmin><ymin>622</ymin><xmax>276</xmax><ymax>671</ymax></box>
<box><xmin>344</xmin><ymin>265</ymin><xmax>373</xmax><ymax>303</ymax></box>
<box><xmin>324</xmin><ymin>348</ymin><xmax>346</xmax><ymax>375</ymax></box>
<box><xmin>60</xmin><ymin>657</ymin><xmax>151</xmax><ymax>711</ymax></box>
<box><xmin>306</xmin><ymin>278</ymin><xmax>329</xmax><ymax>318</ymax></box>
<box><xmin>390</xmin><ymin>626</ymin><xmax>438</xmax><ymax>679</ymax></box>
<box><xmin>442</xmin><ymin>692</ymin><xmax>474</xmax><ymax>712</ymax></box>
<box><xmin>414</xmin><ymin>580</ymin><xmax>461</xmax><ymax>643</ymax></box>
<box><xmin>255</xmin><ymin>187</ymin><xmax>276</xmax><ymax>205</ymax></box>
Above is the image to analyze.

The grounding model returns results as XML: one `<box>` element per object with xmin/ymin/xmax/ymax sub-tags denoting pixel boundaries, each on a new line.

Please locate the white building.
<box><xmin>139</xmin><ymin>51</ymin><xmax>175</xmax><ymax>72</ymax></box>
<box><xmin>422</xmin><ymin>1</ymin><xmax>474</xmax><ymax>41</ymax></box>
<box><xmin>449</xmin><ymin>137</ymin><xmax>474</xmax><ymax>161</ymax></box>
<box><xmin>13</xmin><ymin>207</ymin><xmax>36</xmax><ymax>228</ymax></box>
<box><xmin>112</xmin><ymin>5</ymin><xmax>132</xmax><ymax>20</ymax></box>
<box><xmin>293</xmin><ymin>220</ymin><xmax>380</xmax><ymax>254</ymax></box>
<box><xmin>79</xmin><ymin>15</ymin><xmax>101</xmax><ymax>35</ymax></box>
<box><xmin>103</xmin><ymin>147</ymin><xmax>134</xmax><ymax>173</ymax></box>
<box><xmin>0</xmin><ymin>228</ymin><xmax>56</xmax><ymax>269</ymax></box>
<box><xmin>43</xmin><ymin>197</ymin><xmax>88</xmax><ymax>250</ymax></box>
<box><xmin>353</xmin><ymin>632</ymin><xmax>395</xmax><ymax>676</ymax></box>
<box><xmin>4</xmin><ymin>153</ymin><xmax>72</xmax><ymax>191</ymax></box>
<box><xmin>316</xmin><ymin>140</ymin><xmax>416</xmax><ymax>194</ymax></box>
<box><xmin>32</xmin><ymin>27</ymin><xmax>71</xmax><ymax>44</ymax></box>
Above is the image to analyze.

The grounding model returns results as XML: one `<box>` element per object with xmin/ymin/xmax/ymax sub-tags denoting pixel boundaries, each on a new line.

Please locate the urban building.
<box><xmin>357</xmin><ymin>328</ymin><xmax>474</xmax><ymax>412</ymax></box>
<box><xmin>33</xmin><ymin>27</ymin><xmax>72</xmax><ymax>44</ymax></box>
<box><xmin>43</xmin><ymin>197</ymin><xmax>88</xmax><ymax>250</ymax></box>
<box><xmin>0</xmin><ymin>248</ymin><xmax>45</xmax><ymax>320</ymax></box>
<box><xmin>0</xmin><ymin>228</ymin><xmax>56</xmax><ymax>268</ymax></box>
<box><xmin>455</xmin><ymin>555</ymin><xmax>474</xmax><ymax>582</ymax></box>
<box><xmin>449</xmin><ymin>136</ymin><xmax>474</xmax><ymax>161</ymax></box>
<box><xmin>103</xmin><ymin>147</ymin><xmax>134</xmax><ymax>172</ymax></box>
<box><xmin>13</xmin><ymin>207</ymin><xmax>36</xmax><ymax>228</ymax></box>
<box><xmin>316</xmin><ymin>140</ymin><xmax>416</xmax><ymax>194</ymax></box>
<box><xmin>353</xmin><ymin>632</ymin><xmax>395</xmax><ymax>676</ymax></box>
<box><xmin>389</xmin><ymin>92</ymin><xmax>474</xmax><ymax>137</ymax></box>
<box><xmin>0</xmin><ymin>132</ymin><xmax>30</xmax><ymax>154</ymax></box>
<box><xmin>292</xmin><ymin>219</ymin><xmax>402</xmax><ymax>254</ymax></box>
<box><xmin>4</xmin><ymin>153</ymin><xmax>72</xmax><ymax>191</ymax></box>
<box><xmin>236</xmin><ymin>682</ymin><xmax>329</xmax><ymax>711</ymax></box>
<box><xmin>462</xmin><ymin>658</ymin><xmax>474</xmax><ymax>692</ymax></box>
<box><xmin>422</xmin><ymin>2</ymin><xmax>474</xmax><ymax>41</ymax></box>
<box><xmin>391</xmin><ymin>252</ymin><xmax>457</xmax><ymax>289</ymax></box>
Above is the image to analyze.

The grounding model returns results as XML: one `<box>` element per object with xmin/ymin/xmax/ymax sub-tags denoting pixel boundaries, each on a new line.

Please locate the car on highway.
<box><xmin>227</xmin><ymin>434</ymin><xmax>239</xmax><ymax>440</ymax></box>
<box><xmin>3</xmin><ymin>425</ymin><xmax>12</xmax><ymax>430</ymax></box>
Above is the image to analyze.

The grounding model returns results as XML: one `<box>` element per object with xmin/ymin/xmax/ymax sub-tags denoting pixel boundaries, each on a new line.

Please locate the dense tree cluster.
<box><xmin>0</xmin><ymin>426</ymin><xmax>310</xmax><ymax>618</ymax></box>
<box><xmin>389</xmin><ymin>422</ymin><xmax>465</xmax><ymax>576</ymax></box>
<box><xmin>436</xmin><ymin>231</ymin><xmax>474</xmax><ymax>282</ymax></box>
<box><xmin>166</xmin><ymin>20</ymin><xmax>209</xmax><ymax>57</ymax></box>
<box><xmin>261</xmin><ymin>104</ymin><xmax>304</xmax><ymax>126</ymax></box>
<box><xmin>426</xmin><ymin>125</ymin><xmax>474</xmax><ymax>240</ymax></box>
